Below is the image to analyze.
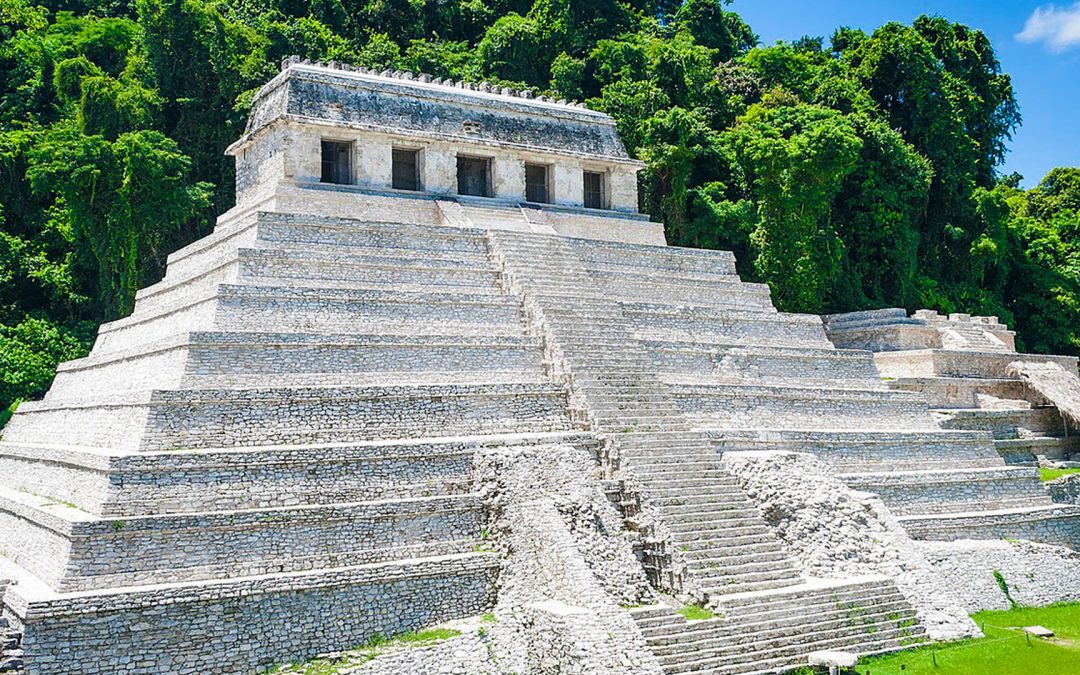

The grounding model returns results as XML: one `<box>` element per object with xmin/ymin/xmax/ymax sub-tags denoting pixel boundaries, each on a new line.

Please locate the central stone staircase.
<box><xmin>489</xmin><ymin>230</ymin><xmax>927</xmax><ymax>673</ymax></box>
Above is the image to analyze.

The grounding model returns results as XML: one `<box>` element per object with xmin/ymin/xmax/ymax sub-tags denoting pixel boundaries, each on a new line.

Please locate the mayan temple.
<box><xmin>2</xmin><ymin>58</ymin><xmax>1080</xmax><ymax>674</ymax></box>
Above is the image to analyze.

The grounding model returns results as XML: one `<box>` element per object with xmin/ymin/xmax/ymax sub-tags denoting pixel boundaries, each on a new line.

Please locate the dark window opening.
<box><xmin>457</xmin><ymin>156</ymin><xmax>492</xmax><ymax>197</ymax></box>
<box><xmin>392</xmin><ymin>148</ymin><xmax>420</xmax><ymax>191</ymax></box>
<box><xmin>321</xmin><ymin>140</ymin><xmax>353</xmax><ymax>185</ymax></box>
<box><xmin>583</xmin><ymin>170</ymin><xmax>605</xmax><ymax>209</ymax></box>
<box><xmin>525</xmin><ymin>163</ymin><xmax>550</xmax><ymax>203</ymax></box>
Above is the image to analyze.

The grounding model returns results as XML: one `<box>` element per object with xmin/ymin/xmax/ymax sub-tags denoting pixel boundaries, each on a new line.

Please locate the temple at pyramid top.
<box><xmin>223</xmin><ymin>57</ymin><xmax>663</xmax><ymax>244</ymax></box>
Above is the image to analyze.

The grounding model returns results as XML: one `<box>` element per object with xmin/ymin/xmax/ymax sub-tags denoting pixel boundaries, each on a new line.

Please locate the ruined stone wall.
<box><xmin>9</xmin><ymin>557</ymin><xmax>496</xmax><ymax>675</ymax></box>
<box><xmin>920</xmin><ymin>539</ymin><xmax>1080</xmax><ymax>611</ymax></box>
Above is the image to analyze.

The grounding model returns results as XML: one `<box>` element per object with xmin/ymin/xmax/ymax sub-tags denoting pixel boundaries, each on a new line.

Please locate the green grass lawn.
<box><xmin>1040</xmin><ymin>466</ymin><xmax>1080</xmax><ymax>482</ymax></box>
<box><xmin>856</xmin><ymin>603</ymin><xmax>1080</xmax><ymax>675</ymax></box>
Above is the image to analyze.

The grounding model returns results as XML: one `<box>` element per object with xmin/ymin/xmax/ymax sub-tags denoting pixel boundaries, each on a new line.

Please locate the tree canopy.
<box><xmin>0</xmin><ymin>0</ymin><xmax>1077</xmax><ymax>417</ymax></box>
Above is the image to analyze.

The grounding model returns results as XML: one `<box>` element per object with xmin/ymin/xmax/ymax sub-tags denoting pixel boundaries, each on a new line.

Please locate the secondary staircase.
<box><xmin>0</xmin><ymin>620</ymin><xmax>22</xmax><ymax>675</ymax></box>
<box><xmin>0</xmin><ymin>582</ymin><xmax>23</xmax><ymax>674</ymax></box>
<box><xmin>488</xmin><ymin>230</ymin><xmax>927</xmax><ymax>673</ymax></box>
<box><xmin>630</xmin><ymin>578</ymin><xmax>923</xmax><ymax>675</ymax></box>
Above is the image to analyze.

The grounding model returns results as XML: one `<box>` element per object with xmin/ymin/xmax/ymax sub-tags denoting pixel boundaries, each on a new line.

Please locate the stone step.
<box><xmin>503</xmin><ymin>235</ymin><xmax>739</xmax><ymax>276</ymax></box>
<box><xmin>253</xmin><ymin>213</ymin><xmax>489</xmax><ymax>253</ymax></box>
<box><xmin>675</xmin><ymin>533</ymin><xmax>788</xmax><ymax>553</ymax></box>
<box><xmin>539</xmin><ymin>281</ymin><xmax>776</xmax><ymax>310</ymax></box>
<box><xmin>889</xmin><ymin>376</ymin><xmax>1034</xmax><ymax>409</ymax></box>
<box><xmin>657</xmin><ymin>623</ymin><xmax>922</xmax><ymax>674</ymax></box>
<box><xmin>671</xmin><ymin>382</ymin><xmax>937</xmax><ymax>431</ymax></box>
<box><xmin>631</xmin><ymin>456</ymin><xmax>736</xmax><ymax>470</ymax></box>
<box><xmin>4</xmin><ymin>383</ymin><xmax>571</xmax><ymax>451</ymax></box>
<box><xmin>0</xmin><ymin>485</ymin><xmax>488</xmax><ymax>592</ymax></box>
<box><xmin>645</xmin><ymin>597</ymin><xmax>915</xmax><ymax>649</ymax></box>
<box><xmin>630</xmin><ymin>455</ymin><xmax>730</xmax><ymax>470</ymax></box>
<box><xmin>659</xmin><ymin>507</ymin><xmax>768</xmax><ymax>527</ymax></box>
<box><xmin>665</xmin><ymin>521</ymin><xmax>779</xmax><ymax>539</ymax></box>
<box><xmin>716</xmin><ymin>578</ymin><xmax>891</xmax><ymax>611</ymax></box>
<box><xmin>535</xmin><ymin>273</ymin><xmax>758</xmax><ymax>295</ymax></box>
<box><xmin>700</xmin><ymin>575</ymin><xmax>804</xmax><ymax>596</ymax></box>
<box><xmin>936</xmin><ymin>406</ymin><xmax>1067</xmax><ymax>439</ymax></box>
<box><xmin>642</xmin><ymin>474</ymin><xmax>742</xmax><ymax>491</ymax></box>
<box><xmin>46</xmin><ymin>332</ymin><xmax>548</xmax><ymax>401</ymax></box>
<box><xmin>586</xmin><ymin>266</ymin><xmax>743</xmax><ymax>288</ymax></box>
<box><xmin>594</xmin><ymin>416</ymin><xmax>688</xmax><ymax>431</ymax></box>
<box><xmin>164</xmin><ymin>213</ymin><xmax>490</xmax><ymax>282</ymax></box>
<box><xmin>622</xmin><ymin>308</ymin><xmax>831</xmax><ymax>347</ymax></box>
<box><xmin>94</xmin><ymin>283</ymin><xmax>528</xmax><ymax>353</ymax></box>
<box><xmin>257</xmin><ymin>239</ymin><xmax>495</xmax><ymax>268</ymax></box>
<box><xmin>0</xmin><ymin>432</ymin><xmax>592</xmax><ymax>517</ymax></box>
<box><xmin>682</xmin><ymin>546</ymin><xmax>791</xmax><ymax>566</ymax></box>
<box><xmin>648</xmin><ymin>345</ymin><xmax>879</xmax><ymax>384</ymax></box>
<box><xmin>621</xmin><ymin>443</ymin><xmax>717</xmax><ymax>455</ymax></box>
<box><xmin>707</xmin><ymin>428</ymin><xmax>1001</xmax><ymax>472</ymax></box>
<box><xmin>841</xmin><ymin>466</ymin><xmax>1052</xmax><ymax>516</ymax></box>
<box><xmin>726</xmin><ymin>596</ymin><xmax>913</xmax><ymax>631</ymax></box>
<box><xmin>872</xmin><ymin>348</ymin><xmax>1077</xmax><ymax>380</ymax></box>
<box><xmin>616</xmin><ymin>430</ymin><xmax>712</xmax><ymax>444</ymax></box>
<box><xmin>899</xmin><ymin>503</ymin><xmax>1080</xmax><ymax>548</ymax></box>
<box><xmin>138</xmin><ymin>248</ymin><xmax>504</xmax><ymax>315</ymax></box>
<box><xmin>686</xmin><ymin>557</ymin><xmax>799</xmax><ymax>580</ymax></box>
<box><xmin>997</xmin><ymin>435</ymin><xmax>1080</xmax><ymax>464</ymax></box>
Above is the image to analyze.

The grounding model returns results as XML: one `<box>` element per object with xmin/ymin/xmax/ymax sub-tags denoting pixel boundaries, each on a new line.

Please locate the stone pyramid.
<box><xmin>1</xmin><ymin>59</ymin><xmax>1077</xmax><ymax>675</ymax></box>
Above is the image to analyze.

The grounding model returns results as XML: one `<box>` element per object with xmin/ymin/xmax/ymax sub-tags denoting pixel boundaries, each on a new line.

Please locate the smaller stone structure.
<box><xmin>823</xmin><ymin>308</ymin><xmax>1080</xmax><ymax>466</ymax></box>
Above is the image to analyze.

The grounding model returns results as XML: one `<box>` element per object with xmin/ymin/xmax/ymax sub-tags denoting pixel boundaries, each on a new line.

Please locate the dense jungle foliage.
<box><xmin>1</xmin><ymin>0</ymin><xmax>1078</xmax><ymax>417</ymax></box>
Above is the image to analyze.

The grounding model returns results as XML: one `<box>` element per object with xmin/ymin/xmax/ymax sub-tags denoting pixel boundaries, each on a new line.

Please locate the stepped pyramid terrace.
<box><xmin>2</xmin><ymin>57</ymin><xmax>1080</xmax><ymax>674</ymax></box>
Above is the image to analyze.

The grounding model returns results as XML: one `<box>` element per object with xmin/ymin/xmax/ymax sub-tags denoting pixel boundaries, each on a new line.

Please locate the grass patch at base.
<box><xmin>677</xmin><ymin>604</ymin><xmax>716</xmax><ymax>621</ymax></box>
<box><xmin>272</xmin><ymin>627</ymin><xmax>462</xmax><ymax>674</ymax></box>
<box><xmin>1039</xmin><ymin>466</ymin><xmax>1080</xmax><ymax>482</ymax></box>
<box><xmin>856</xmin><ymin>603</ymin><xmax>1080</xmax><ymax>675</ymax></box>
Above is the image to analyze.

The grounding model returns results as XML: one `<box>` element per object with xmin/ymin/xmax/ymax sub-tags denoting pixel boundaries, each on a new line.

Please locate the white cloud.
<box><xmin>1017</xmin><ymin>1</ymin><xmax>1080</xmax><ymax>51</ymax></box>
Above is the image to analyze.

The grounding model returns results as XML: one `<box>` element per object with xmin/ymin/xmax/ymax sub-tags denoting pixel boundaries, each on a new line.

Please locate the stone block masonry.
<box><xmin>11</xmin><ymin>555</ymin><xmax>497</xmax><ymax>675</ymax></box>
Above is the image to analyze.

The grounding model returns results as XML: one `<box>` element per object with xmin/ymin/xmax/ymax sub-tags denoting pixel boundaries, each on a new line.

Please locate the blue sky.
<box><xmin>728</xmin><ymin>0</ymin><xmax>1080</xmax><ymax>187</ymax></box>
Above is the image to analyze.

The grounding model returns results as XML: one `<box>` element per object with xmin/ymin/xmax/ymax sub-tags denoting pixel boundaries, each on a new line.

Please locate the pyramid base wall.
<box><xmin>4</xmin><ymin>555</ymin><xmax>497</xmax><ymax>675</ymax></box>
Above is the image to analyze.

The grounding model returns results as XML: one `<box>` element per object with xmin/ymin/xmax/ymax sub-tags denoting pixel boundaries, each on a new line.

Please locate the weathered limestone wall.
<box><xmin>244</xmin><ymin>183</ymin><xmax>665</xmax><ymax>245</ymax></box>
<box><xmin>920</xmin><ymin>539</ymin><xmax>1080</xmax><ymax>611</ymax></box>
<box><xmin>224</xmin><ymin>60</ymin><xmax>665</xmax><ymax>245</ymax></box>
<box><xmin>8</xmin><ymin>556</ymin><xmax>497</xmax><ymax>675</ymax></box>
<box><xmin>874</xmin><ymin>349</ymin><xmax>1078</xmax><ymax>380</ymax></box>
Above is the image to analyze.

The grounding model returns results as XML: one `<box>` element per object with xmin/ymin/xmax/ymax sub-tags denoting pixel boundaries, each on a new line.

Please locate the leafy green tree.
<box><xmin>673</xmin><ymin>0</ymin><xmax>755</xmax><ymax>60</ymax></box>
<box><xmin>837</xmin><ymin>20</ymin><xmax>1019</xmax><ymax>289</ymax></box>
<box><xmin>137</xmin><ymin>0</ymin><xmax>269</xmax><ymax>213</ymax></box>
<box><xmin>476</xmin><ymin>13</ymin><xmax>549</xmax><ymax>86</ymax></box>
<box><xmin>830</xmin><ymin>115</ymin><xmax>932</xmax><ymax>309</ymax></box>
<box><xmin>721</xmin><ymin>95</ymin><xmax>863</xmax><ymax>311</ymax></box>
<box><xmin>27</xmin><ymin>123</ymin><xmax>211</xmax><ymax>317</ymax></box>
<box><xmin>0</xmin><ymin>315</ymin><xmax>93</xmax><ymax>416</ymax></box>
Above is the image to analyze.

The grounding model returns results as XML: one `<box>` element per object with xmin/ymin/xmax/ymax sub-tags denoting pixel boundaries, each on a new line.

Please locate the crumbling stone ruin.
<box><xmin>2</xmin><ymin>59</ymin><xmax>1080</xmax><ymax>674</ymax></box>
